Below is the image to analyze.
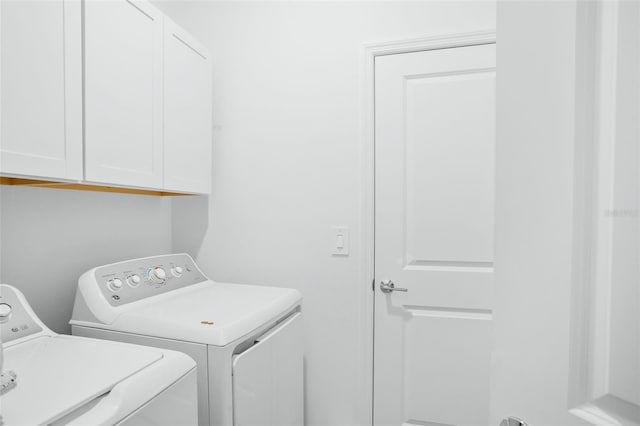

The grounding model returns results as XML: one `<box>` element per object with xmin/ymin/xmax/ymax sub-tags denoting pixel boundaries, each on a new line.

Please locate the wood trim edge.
<box><xmin>0</xmin><ymin>177</ymin><xmax>193</xmax><ymax>196</ymax></box>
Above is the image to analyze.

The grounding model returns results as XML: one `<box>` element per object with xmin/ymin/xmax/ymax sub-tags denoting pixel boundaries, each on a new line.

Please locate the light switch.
<box><xmin>332</xmin><ymin>226</ymin><xmax>349</xmax><ymax>256</ymax></box>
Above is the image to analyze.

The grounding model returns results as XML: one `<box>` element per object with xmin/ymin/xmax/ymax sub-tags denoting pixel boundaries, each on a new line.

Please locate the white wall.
<box><xmin>156</xmin><ymin>2</ymin><xmax>495</xmax><ymax>425</ymax></box>
<box><xmin>0</xmin><ymin>186</ymin><xmax>173</xmax><ymax>334</ymax></box>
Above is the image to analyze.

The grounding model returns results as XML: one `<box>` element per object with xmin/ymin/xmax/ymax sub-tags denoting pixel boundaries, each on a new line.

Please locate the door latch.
<box><xmin>379</xmin><ymin>280</ymin><xmax>408</xmax><ymax>293</ymax></box>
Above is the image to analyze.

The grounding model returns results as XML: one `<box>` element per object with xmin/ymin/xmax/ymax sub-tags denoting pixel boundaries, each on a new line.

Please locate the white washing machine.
<box><xmin>69</xmin><ymin>253</ymin><xmax>304</xmax><ymax>426</ymax></box>
<box><xmin>0</xmin><ymin>284</ymin><xmax>198</xmax><ymax>426</ymax></box>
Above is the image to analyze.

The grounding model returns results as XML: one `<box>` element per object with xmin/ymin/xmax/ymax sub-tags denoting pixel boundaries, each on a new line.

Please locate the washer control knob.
<box><xmin>108</xmin><ymin>278</ymin><xmax>123</xmax><ymax>292</ymax></box>
<box><xmin>171</xmin><ymin>266</ymin><xmax>183</xmax><ymax>277</ymax></box>
<box><xmin>126</xmin><ymin>274</ymin><xmax>141</xmax><ymax>287</ymax></box>
<box><xmin>0</xmin><ymin>303</ymin><xmax>12</xmax><ymax>324</ymax></box>
<box><xmin>148</xmin><ymin>267</ymin><xmax>166</xmax><ymax>284</ymax></box>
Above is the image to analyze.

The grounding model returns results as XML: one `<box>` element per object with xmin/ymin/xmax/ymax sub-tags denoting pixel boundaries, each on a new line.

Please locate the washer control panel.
<box><xmin>0</xmin><ymin>286</ymin><xmax>43</xmax><ymax>343</ymax></box>
<box><xmin>94</xmin><ymin>254</ymin><xmax>207</xmax><ymax>306</ymax></box>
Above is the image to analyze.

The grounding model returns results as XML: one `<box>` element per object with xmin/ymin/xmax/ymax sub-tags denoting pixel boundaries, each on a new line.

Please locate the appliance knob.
<box><xmin>127</xmin><ymin>274</ymin><xmax>141</xmax><ymax>287</ymax></box>
<box><xmin>0</xmin><ymin>303</ymin><xmax>12</xmax><ymax>323</ymax></box>
<box><xmin>108</xmin><ymin>278</ymin><xmax>123</xmax><ymax>292</ymax></box>
<box><xmin>149</xmin><ymin>267</ymin><xmax>166</xmax><ymax>284</ymax></box>
<box><xmin>171</xmin><ymin>266</ymin><xmax>183</xmax><ymax>277</ymax></box>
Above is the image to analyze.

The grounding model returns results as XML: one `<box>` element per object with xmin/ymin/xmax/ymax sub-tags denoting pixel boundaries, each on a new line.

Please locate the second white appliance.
<box><xmin>70</xmin><ymin>253</ymin><xmax>303</xmax><ymax>426</ymax></box>
<box><xmin>1</xmin><ymin>284</ymin><xmax>197</xmax><ymax>426</ymax></box>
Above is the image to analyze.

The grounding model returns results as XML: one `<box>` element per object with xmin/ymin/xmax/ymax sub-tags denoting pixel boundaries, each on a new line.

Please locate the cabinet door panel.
<box><xmin>0</xmin><ymin>0</ymin><xmax>82</xmax><ymax>180</ymax></box>
<box><xmin>164</xmin><ymin>20</ymin><xmax>212</xmax><ymax>194</ymax></box>
<box><xmin>84</xmin><ymin>0</ymin><xmax>163</xmax><ymax>189</ymax></box>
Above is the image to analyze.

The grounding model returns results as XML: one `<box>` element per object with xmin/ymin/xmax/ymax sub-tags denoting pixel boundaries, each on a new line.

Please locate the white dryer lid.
<box><xmin>107</xmin><ymin>281</ymin><xmax>302</xmax><ymax>346</ymax></box>
<box><xmin>2</xmin><ymin>335</ymin><xmax>162</xmax><ymax>425</ymax></box>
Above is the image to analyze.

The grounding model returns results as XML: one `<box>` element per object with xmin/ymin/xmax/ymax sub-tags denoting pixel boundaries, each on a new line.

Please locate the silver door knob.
<box><xmin>500</xmin><ymin>417</ymin><xmax>527</xmax><ymax>426</ymax></box>
<box><xmin>380</xmin><ymin>280</ymin><xmax>408</xmax><ymax>293</ymax></box>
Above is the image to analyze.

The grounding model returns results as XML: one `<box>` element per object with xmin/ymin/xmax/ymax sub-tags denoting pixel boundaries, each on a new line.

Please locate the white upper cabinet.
<box><xmin>1</xmin><ymin>0</ymin><xmax>211</xmax><ymax>194</ymax></box>
<box><xmin>163</xmin><ymin>19</ymin><xmax>212</xmax><ymax>194</ymax></box>
<box><xmin>83</xmin><ymin>0</ymin><xmax>164</xmax><ymax>189</ymax></box>
<box><xmin>0</xmin><ymin>0</ymin><xmax>83</xmax><ymax>181</ymax></box>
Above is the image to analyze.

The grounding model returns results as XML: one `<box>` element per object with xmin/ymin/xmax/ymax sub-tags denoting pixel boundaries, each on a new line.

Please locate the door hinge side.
<box><xmin>372</xmin><ymin>278</ymin><xmax>375</xmax><ymax>292</ymax></box>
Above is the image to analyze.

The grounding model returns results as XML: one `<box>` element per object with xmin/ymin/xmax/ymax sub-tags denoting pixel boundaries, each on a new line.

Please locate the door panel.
<box><xmin>233</xmin><ymin>313</ymin><xmax>304</xmax><ymax>426</ymax></box>
<box><xmin>374</xmin><ymin>43</ymin><xmax>496</xmax><ymax>426</ymax></box>
<box><xmin>163</xmin><ymin>19</ymin><xmax>212</xmax><ymax>194</ymax></box>
<box><xmin>404</xmin><ymin>313</ymin><xmax>492</xmax><ymax>426</ymax></box>
<box><xmin>0</xmin><ymin>0</ymin><xmax>82</xmax><ymax>180</ymax></box>
<box><xmin>84</xmin><ymin>0</ymin><xmax>163</xmax><ymax>188</ymax></box>
<box><xmin>405</xmin><ymin>70</ymin><xmax>495</xmax><ymax>264</ymax></box>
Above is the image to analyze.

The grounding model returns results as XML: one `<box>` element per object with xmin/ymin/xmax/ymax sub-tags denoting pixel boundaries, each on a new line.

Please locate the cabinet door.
<box><xmin>84</xmin><ymin>0</ymin><xmax>163</xmax><ymax>189</ymax></box>
<box><xmin>0</xmin><ymin>0</ymin><xmax>82</xmax><ymax>181</ymax></box>
<box><xmin>164</xmin><ymin>19</ymin><xmax>212</xmax><ymax>194</ymax></box>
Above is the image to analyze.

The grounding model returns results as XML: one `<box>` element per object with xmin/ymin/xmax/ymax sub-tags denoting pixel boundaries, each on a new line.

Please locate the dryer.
<box><xmin>70</xmin><ymin>253</ymin><xmax>303</xmax><ymax>426</ymax></box>
<box><xmin>0</xmin><ymin>284</ymin><xmax>198</xmax><ymax>426</ymax></box>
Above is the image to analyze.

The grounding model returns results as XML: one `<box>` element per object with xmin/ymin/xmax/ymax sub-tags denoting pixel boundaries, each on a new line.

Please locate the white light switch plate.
<box><xmin>332</xmin><ymin>226</ymin><xmax>349</xmax><ymax>256</ymax></box>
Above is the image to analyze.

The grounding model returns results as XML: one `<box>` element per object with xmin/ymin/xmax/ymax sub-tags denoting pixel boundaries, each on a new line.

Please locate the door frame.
<box><xmin>568</xmin><ymin>1</ymin><xmax>640</xmax><ymax>423</ymax></box>
<box><xmin>358</xmin><ymin>29</ymin><xmax>496</xmax><ymax>425</ymax></box>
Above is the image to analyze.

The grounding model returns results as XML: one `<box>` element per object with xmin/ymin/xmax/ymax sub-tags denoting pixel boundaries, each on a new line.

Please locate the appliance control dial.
<box><xmin>171</xmin><ymin>266</ymin><xmax>183</xmax><ymax>277</ymax></box>
<box><xmin>148</xmin><ymin>267</ymin><xmax>166</xmax><ymax>284</ymax></box>
<box><xmin>107</xmin><ymin>278</ymin><xmax>123</xmax><ymax>292</ymax></box>
<box><xmin>126</xmin><ymin>274</ymin><xmax>141</xmax><ymax>287</ymax></box>
<box><xmin>0</xmin><ymin>303</ymin><xmax>12</xmax><ymax>323</ymax></box>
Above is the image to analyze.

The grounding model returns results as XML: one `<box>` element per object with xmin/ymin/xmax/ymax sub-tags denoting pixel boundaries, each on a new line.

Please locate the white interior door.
<box><xmin>374</xmin><ymin>2</ymin><xmax>639</xmax><ymax>426</ymax></box>
<box><xmin>374</xmin><ymin>42</ymin><xmax>496</xmax><ymax>426</ymax></box>
<box><xmin>491</xmin><ymin>1</ymin><xmax>640</xmax><ymax>425</ymax></box>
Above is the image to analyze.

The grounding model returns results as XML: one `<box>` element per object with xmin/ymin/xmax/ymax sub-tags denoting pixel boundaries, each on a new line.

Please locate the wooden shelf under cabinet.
<box><xmin>0</xmin><ymin>177</ymin><xmax>194</xmax><ymax>197</ymax></box>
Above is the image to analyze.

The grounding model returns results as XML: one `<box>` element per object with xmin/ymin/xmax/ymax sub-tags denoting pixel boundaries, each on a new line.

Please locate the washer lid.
<box><xmin>2</xmin><ymin>335</ymin><xmax>162</xmax><ymax>425</ymax></box>
<box><xmin>109</xmin><ymin>281</ymin><xmax>302</xmax><ymax>346</ymax></box>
